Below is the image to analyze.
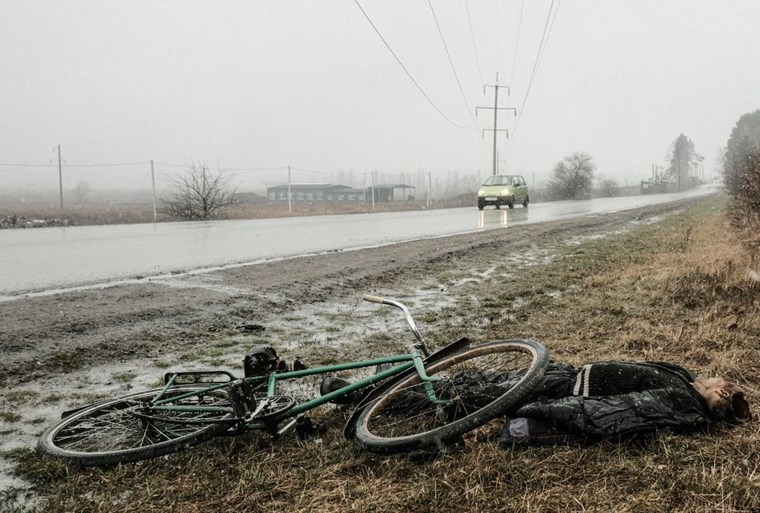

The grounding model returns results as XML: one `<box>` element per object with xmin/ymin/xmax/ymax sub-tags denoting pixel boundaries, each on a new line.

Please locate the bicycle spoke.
<box><xmin>41</xmin><ymin>386</ymin><xmax>235</xmax><ymax>463</ymax></box>
<box><xmin>355</xmin><ymin>340</ymin><xmax>548</xmax><ymax>452</ymax></box>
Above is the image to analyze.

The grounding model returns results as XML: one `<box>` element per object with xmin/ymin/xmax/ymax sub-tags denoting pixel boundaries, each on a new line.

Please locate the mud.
<box><xmin>0</xmin><ymin>199</ymin><xmax>698</xmax><ymax>498</ymax></box>
<box><xmin>0</xmin><ymin>202</ymin><xmax>693</xmax><ymax>388</ymax></box>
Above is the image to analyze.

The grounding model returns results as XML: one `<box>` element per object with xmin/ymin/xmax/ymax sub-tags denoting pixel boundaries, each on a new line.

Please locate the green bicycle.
<box><xmin>38</xmin><ymin>295</ymin><xmax>549</xmax><ymax>466</ymax></box>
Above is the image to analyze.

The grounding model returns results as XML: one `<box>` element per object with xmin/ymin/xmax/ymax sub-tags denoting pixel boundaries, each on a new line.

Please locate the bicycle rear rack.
<box><xmin>163</xmin><ymin>371</ymin><xmax>236</xmax><ymax>385</ymax></box>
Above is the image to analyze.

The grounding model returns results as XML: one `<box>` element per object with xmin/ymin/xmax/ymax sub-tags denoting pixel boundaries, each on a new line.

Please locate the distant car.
<box><xmin>477</xmin><ymin>174</ymin><xmax>529</xmax><ymax>210</ymax></box>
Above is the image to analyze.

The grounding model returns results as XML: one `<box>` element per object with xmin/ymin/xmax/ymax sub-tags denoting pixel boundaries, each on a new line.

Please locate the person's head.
<box><xmin>693</xmin><ymin>377</ymin><xmax>752</xmax><ymax>423</ymax></box>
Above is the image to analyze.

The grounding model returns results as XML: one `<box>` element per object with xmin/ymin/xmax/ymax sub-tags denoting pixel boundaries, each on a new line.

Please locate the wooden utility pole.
<box><xmin>371</xmin><ymin>170</ymin><xmax>376</xmax><ymax>209</ymax></box>
<box><xmin>150</xmin><ymin>160</ymin><xmax>157</xmax><ymax>222</ymax></box>
<box><xmin>476</xmin><ymin>73</ymin><xmax>517</xmax><ymax>175</ymax></box>
<box><xmin>57</xmin><ymin>144</ymin><xmax>63</xmax><ymax>208</ymax></box>
<box><xmin>287</xmin><ymin>165</ymin><xmax>292</xmax><ymax>213</ymax></box>
<box><xmin>427</xmin><ymin>172</ymin><xmax>432</xmax><ymax>207</ymax></box>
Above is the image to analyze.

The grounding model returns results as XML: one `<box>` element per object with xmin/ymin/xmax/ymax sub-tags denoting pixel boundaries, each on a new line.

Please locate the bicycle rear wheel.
<box><xmin>353</xmin><ymin>339</ymin><xmax>548</xmax><ymax>453</ymax></box>
<box><xmin>38</xmin><ymin>385</ymin><xmax>235</xmax><ymax>466</ymax></box>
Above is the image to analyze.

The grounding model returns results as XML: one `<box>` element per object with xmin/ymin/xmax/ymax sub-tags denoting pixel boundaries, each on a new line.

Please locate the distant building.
<box><xmin>266</xmin><ymin>183</ymin><xmax>415</xmax><ymax>203</ymax></box>
<box><xmin>371</xmin><ymin>184</ymin><xmax>416</xmax><ymax>202</ymax></box>
<box><xmin>266</xmin><ymin>184</ymin><xmax>365</xmax><ymax>202</ymax></box>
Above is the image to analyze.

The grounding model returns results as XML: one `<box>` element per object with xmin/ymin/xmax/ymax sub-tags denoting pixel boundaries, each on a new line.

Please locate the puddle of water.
<box><xmin>150</xmin><ymin>274</ymin><xmax>251</xmax><ymax>295</ymax></box>
<box><xmin>511</xmin><ymin>297</ymin><xmax>527</xmax><ymax>309</ymax></box>
<box><xmin>0</xmin><ymin>459</ymin><xmax>37</xmax><ymax>510</ymax></box>
<box><xmin>1</xmin><ymin>219</ymin><xmax>648</xmax><ymax>500</ymax></box>
<box><xmin>563</xmin><ymin>215</ymin><xmax>658</xmax><ymax>248</ymax></box>
<box><xmin>630</xmin><ymin>215</ymin><xmax>664</xmax><ymax>225</ymax></box>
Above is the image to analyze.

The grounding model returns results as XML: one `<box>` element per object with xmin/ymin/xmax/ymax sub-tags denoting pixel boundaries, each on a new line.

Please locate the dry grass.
<box><xmin>0</xmin><ymin>203</ymin><xmax>158</xmax><ymax>226</ymax></box>
<box><xmin>7</xmin><ymin>195</ymin><xmax>760</xmax><ymax>512</ymax></box>
<box><xmin>0</xmin><ymin>197</ymin><xmax>472</xmax><ymax>227</ymax></box>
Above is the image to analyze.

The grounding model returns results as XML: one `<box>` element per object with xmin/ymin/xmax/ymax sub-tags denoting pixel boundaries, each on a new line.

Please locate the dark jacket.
<box><xmin>514</xmin><ymin>361</ymin><xmax>712</xmax><ymax>439</ymax></box>
<box><xmin>454</xmin><ymin>361</ymin><xmax>714</xmax><ymax>444</ymax></box>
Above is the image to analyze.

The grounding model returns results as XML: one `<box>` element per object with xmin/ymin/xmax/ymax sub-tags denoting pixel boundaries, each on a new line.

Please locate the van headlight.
<box><xmin>478</xmin><ymin>189</ymin><xmax>485</xmax><ymax>196</ymax></box>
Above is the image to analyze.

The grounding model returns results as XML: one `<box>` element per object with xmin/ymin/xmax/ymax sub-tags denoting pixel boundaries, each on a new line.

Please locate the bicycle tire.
<box><xmin>38</xmin><ymin>385</ymin><xmax>236</xmax><ymax>466</ymax></box>
<box><xmin>353</xmin><ymin>339</ymin><xmax>548</xmax><ymax>453</ymax></box>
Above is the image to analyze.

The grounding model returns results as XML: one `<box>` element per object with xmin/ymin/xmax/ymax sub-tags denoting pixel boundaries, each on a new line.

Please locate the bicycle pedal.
<box><xmin>320</xmin><ymin>377</ymin><xmax>361</xmax><ymax>405</ymax></box>
<box><xmin>295</xmin><ymin>416</ymin><xmax>315</xmax><ymax>440</ymax></box>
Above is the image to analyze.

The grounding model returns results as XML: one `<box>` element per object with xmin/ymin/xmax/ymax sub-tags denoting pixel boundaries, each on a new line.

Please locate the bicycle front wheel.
<box><xmin>353</xmin><ymin>339</ymin><xmax>548</xmax><ymax>453</ymax></box>
<box><xmin>38</xmin><ymin>385</ymin><xmax>236</xmax><ymax>466</ymax></box>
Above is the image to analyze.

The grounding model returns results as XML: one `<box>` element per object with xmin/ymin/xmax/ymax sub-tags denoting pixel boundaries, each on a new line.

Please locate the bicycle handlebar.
<box><xmin>362</xmin><ymin>293</ymin><xmax>428</xmax><ymax>355</ymax></box>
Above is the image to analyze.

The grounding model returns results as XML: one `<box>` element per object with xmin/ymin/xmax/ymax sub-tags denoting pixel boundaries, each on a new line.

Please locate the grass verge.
<box><xmin>10</xmin><ymin>195</ymin><xmax>760</xmax><ymax>513</ymax></box>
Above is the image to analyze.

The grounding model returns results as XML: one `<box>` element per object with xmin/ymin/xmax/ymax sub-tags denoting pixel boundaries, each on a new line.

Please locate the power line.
<box><xmin>221</xmin><ymin>166</ymin><xmax>289</xmax><ymax>172</ymax></box>
<box><xmin>154</xmin><ymin>162</ymin><xmax>291</xmax><ymax>173</ymax></box>
<box><xmin>292</xmin><ymin>166</ymin><xmax>377</xmax><ymax>177</ymax></box>
<box><xmin>536</xmin><ymin>1</ymin><xmax>562</xmax><ymax>81</ymax></box>
<box><xmin>464</xmin><ymin>0</ymin><xmax>483</xmax><ymax>85</ymax></box>
<box><xmin>0</xmin><ymin>161</ymin><xmax>149</xmax><ymax>168</ymax></box>
<box><xmin>0</xmin><ymin>160</ymin><xmax>329</xmax><ymax>174</ymax></box>
<box><xmin>462</xmin><ymin>0</ymin><xmax>490</xmax><ymax>169</ymax></box>
<box><xmin>152</xmin><ymin>161</ymin><xmax>193</xmax><ymax>169</ymax></box>
<box><xmin>513</xmin><ymin>0</ymin><xmax>560</xmax><ymax>137</ymax></box>
<box><xmin>353</xmin><ymin>0</ymin><xmax>468</xmax><ymax>129</ymax></box>
<box><xmin>509</xmin><ymin>0</ymin><xmax>526</xmax><ymax>87</ymax></box>
<box><xmin>62</xmin><ymin>161</ymin><xmax>150</xmax><ymax>168</ymax></box>
<box><xmin>427</xmin><ymin>0</ymin><xmax>490</xmax><ymax>168</ymax></box>
<box><xmin>427</xmin><ymin>0</ymin><xmax>477</xmax><ymax>129</ymax></box>
<box><xmin>0</xmin><ymin>163</ymin><xmax>56</xmax><ymax>167</ymax></box>
<box><xmin>291</xmin><ymin>166</ymin><xmax>338</xmax><ymax>175</ymax></box>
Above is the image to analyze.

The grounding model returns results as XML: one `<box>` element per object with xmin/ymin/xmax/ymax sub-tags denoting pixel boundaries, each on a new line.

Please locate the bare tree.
<box><xmin>547</xmin><ymin>152</ymin><xmax>595</xmax><ymax>200</ymax></box>
<box><xmin>162</xmin><ymin>163</ymin><xmax>238</xmax><ymax>220</ymax></box>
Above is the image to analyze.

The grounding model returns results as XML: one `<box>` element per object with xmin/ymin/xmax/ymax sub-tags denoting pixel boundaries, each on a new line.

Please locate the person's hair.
<box><xmin>711</xmin><ymin>385</ymin><xmax>752</xmax><ymax>423</ymax></box>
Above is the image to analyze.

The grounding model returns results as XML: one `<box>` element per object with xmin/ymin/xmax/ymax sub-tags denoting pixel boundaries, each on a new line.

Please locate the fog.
<box><xmin>1</xmin><ymin>1</ymin><xmax>758</xmax><ymax>199</ymax></box>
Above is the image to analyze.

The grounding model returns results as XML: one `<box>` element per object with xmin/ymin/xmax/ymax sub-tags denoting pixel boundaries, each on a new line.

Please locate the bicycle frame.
<box><xmin>42</xmin><ymin>295</ymin><xmax>539</xmax><ymax>467</ymax></box>
<box><xmin>152</xmin><ymin>346</ymin><xmax>444</xmax><ymax>429</ymax></box>
<box><xmin>150</xmin><ymin>295</ymin><xmax>447</xmax><ymax>435</ymax></box>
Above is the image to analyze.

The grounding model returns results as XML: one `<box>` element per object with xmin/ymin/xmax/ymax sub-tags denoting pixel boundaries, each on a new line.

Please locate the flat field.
<box><xmin>2</xmin><ymin>194</ymin><xmax>758</xmax><ymax>512</ymax></box>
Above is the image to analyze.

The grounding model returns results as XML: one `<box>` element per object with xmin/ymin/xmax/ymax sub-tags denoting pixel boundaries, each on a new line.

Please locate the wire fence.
<box><xmin>0</xmin><ymin>161</ymin><xmax>484</xmax><ymax>207</ymax></box>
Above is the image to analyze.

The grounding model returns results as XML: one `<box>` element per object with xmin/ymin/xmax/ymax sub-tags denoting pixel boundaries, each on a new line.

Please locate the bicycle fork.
<box><xmin>408</xmin><ymin>345</ymin><xmax>451</xmax><ymax>404</ymax></box>
<box><xmin>364</xmin><ymin>294</ymin><xmax>450</xmax><ymax>405</ymax></box>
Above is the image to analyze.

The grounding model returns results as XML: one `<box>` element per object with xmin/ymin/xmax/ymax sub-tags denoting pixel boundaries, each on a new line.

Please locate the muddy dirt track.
<box><xmin>0</xmin><ymin>199</ymin><xmax>702</xmax><ymax>388</ymax></box>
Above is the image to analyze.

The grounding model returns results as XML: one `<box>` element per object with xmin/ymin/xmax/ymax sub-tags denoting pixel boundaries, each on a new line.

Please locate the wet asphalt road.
<box><xmin>0</xmin><ymin>186</ymin><xmax>717</xmax><ymax>298</ymax></box>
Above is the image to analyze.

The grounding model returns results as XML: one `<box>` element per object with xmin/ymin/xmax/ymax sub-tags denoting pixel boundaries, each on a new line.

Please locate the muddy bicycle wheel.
<box><xmin>38</xmin><ymin>385</ymin><xmax>236</xmax><ymax>466</ymax></box>
<box><xmin>353</xmin><ymin>339</ymin><xmax>548</xmax><ymax>453</ymax></box>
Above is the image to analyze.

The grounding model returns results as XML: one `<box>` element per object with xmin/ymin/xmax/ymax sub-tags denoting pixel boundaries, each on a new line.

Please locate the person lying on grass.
<box><xmin>451</xmin><ymin>360</ymin><xmax>752</xmax><ymax>446</ymax></box>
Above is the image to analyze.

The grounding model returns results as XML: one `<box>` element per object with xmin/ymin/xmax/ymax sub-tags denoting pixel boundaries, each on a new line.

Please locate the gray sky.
<box><xmin>1</xmin><ymin>0</ymin><xmax>759</xmax><ymax>193</ymax></box>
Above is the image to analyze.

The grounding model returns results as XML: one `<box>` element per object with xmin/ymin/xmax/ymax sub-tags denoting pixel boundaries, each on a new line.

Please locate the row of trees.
<box><xmin>723</xmin><ymin>110</ymin><xmax>760</xmax><ymax>247</ymax></box>
<box><xmin>534</xmin><ymin>112</ymin><xmax>760</xmax><ymax>250</ymax></box>
<box><xmin>165</xmin><ymin>155</ymin><xmax>608</xmax><ymax>217</ymax></box>
<box><xmin>543</xmin><ymin>131</ymin><xmax>707</xmax><ymax>202</ymax></box>
<box><xmin>163</xmin><ymin>127</ymin><xmax>727</xmax><ymax>220</ymax></box>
